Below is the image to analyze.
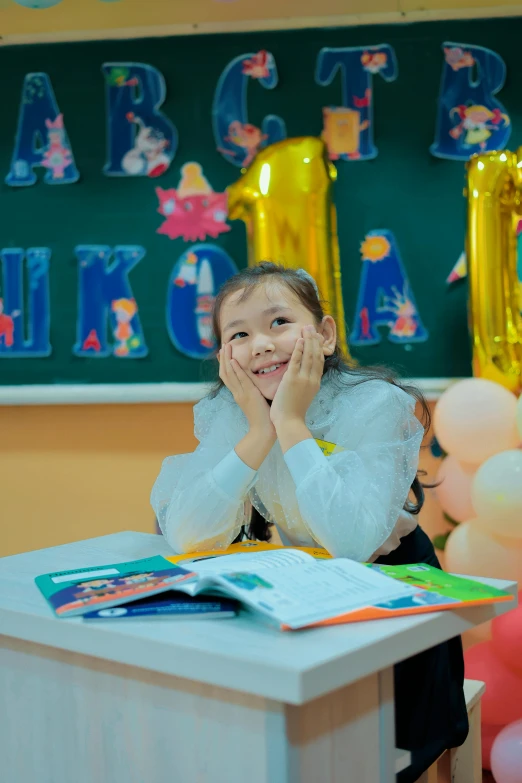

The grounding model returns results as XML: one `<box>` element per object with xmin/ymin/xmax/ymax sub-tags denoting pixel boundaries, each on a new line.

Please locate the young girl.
<box><xmin>151</xmin><ymin>262</ymin><xmax>468</xmax><ymax>782</ymax></box>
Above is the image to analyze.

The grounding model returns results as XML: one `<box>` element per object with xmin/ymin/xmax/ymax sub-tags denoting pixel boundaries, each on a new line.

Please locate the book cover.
<box><xmin>166</xmin><ymin>540</ymin><xmax>332</xmax><ymax>567</ymax></box>
<box><xmin>35</xmin><ymin>556</ymin><xmax>196</xmax><ymax>618</ymax></box>
<box><xmin>82</xmin><ymin>591</ymin><xmax>238</xmax><ymax>621</ymax></box>
<box><xmin>305</xmin><ymin>562</ymin><xmax>513</xmax><ymax>629</ymax></box>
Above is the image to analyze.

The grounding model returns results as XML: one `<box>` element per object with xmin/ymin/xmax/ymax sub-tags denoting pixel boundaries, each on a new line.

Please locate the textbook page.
<box><xmin>210</xmin><ymin>558</ymin><xmax>419</xmax><ymax>629</ymax></box>
<box><xmin>184</xmin><ymin>547</ymin><xmax>315</xmax><ymax>575</ymax></box>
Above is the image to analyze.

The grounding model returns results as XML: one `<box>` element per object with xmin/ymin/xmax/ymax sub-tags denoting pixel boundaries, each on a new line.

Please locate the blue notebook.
<box><xmin>82</xmin><ymin>591</ymin><xmax>238</xmax><ymax>621</ymax></box>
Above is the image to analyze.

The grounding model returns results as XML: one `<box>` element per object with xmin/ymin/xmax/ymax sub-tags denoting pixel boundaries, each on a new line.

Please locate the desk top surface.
<box><xmin>0</xmin><ymin>531</ymin><xmax>516</xmax><ymax>704</ymax></box>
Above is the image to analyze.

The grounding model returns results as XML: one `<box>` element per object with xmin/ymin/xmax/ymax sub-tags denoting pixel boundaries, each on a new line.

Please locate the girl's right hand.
<box><xmin>219</xmin><ymin>343</ymin><xmax>276</xmax><ymax>439</ymax></box>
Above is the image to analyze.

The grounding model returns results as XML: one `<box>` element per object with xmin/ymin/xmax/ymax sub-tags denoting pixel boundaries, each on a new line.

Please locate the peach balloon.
<box><xmin>435</xmin><ymin>456</ymin><xmax>476</xmax><ymax>522</ymax></box>
<box><xmin>445</xmin><ymin>521</ymin><xmax>522</xmax><ymax>583</ymax></box>
<box><xmin>433</xmin><ymin>378</ymin><xmax>519</xmax><ymax>465</ymax></box>
<box><xmin>472</xmin><ymin>450</ymin><xmax>522</xmax><ymax>537</ymax></box>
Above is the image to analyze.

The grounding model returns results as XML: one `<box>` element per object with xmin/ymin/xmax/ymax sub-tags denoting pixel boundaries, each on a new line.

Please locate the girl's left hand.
<box><xmin>270</xmin><ymin>325</ymin><xmax>324</xmax><ymax>427</ymax></box>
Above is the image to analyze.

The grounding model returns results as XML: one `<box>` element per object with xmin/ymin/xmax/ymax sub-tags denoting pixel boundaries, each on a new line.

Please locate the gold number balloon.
<box><xmin>466</xmin><ymin>149</ymin><xmax>522</xmax><ymax>394</ymax></box>
<box><xmin>226</xmin><ymin>137</ymin><xmax>349</xmax><ymax>356</ymax></box>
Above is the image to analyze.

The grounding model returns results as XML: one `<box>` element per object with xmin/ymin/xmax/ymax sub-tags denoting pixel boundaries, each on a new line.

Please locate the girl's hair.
<box><xmin>211</xmin><ymin>262</ymin><xmax>432</xmax><ymax>544</ymax></box>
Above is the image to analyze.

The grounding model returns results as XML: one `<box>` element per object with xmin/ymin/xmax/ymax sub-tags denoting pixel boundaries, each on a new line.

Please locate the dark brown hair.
<box><xmin>210</xmin><ymin>262</ymin><xmax>432</xmax><ymax>543</ymax></box>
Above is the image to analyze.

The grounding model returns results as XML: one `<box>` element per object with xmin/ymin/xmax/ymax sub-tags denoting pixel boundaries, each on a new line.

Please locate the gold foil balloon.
<box><xmin>466</xmin><ymin>150</ymin><xmax>522</xmax><ymax>393</ymax></box>
<box><xmin>227</xmin><ymin>137</ymin><xmax>349</xmax><ymax>356</ymax></box>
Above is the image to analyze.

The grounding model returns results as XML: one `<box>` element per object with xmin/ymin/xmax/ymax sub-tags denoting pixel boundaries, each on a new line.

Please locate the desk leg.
<box><xmin>1</xmin><ymin>637</ymin><xmax>395</xmax><ymax>783</ymax></box>
<box><xmin>268</xmin><ymin>668</ymin><xmax>395</xmax><ymax>783</ymax></box>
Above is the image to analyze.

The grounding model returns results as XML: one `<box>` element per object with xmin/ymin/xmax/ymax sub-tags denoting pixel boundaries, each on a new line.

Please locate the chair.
<box><xmin>407</xmin><ymin>679</ymin><xmax>485</xmax><ymax>782</ymax></box>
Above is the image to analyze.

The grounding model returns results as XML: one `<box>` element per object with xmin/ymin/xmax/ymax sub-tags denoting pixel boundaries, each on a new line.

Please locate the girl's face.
<box><xmin>219</xmin><ymin>282</ymin><xmax>336</xmax><ymax>400</ymax></box>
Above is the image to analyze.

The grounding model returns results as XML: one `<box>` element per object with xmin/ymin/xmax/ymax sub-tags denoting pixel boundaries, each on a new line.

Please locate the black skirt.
<box><xmin>375</xmin><ymin>525</ymin><xmax>469</xmax><ymax>782</ymax></box>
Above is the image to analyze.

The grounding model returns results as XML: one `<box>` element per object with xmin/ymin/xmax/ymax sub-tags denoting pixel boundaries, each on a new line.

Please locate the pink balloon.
<box><xmin>492</xmin><ymin>592</ymin><xmax>522</xmax><ymax>675</ymax></box>
<box><xmin>465</xmin><ymin>642</ymin><xmax>522</xmax><ymax>725</ymax></box>
<box><xmin>482</xmin><ymin>723</ymin><xmax>505</xmax><ymax>771</ymax></box>
<box><xmin>434</xmin><ymin>378</ymin><xmax>519</xmax><ymax>465</ymax></box>
<box><xmin>435</xmin><ymin>456</ymin><xmax>476</xmax><ymax>522</ymax></box>
<box><xmin>491</xmin><ymin>720</ymin><xmax>522</xmax><ymax>783</ymax></box>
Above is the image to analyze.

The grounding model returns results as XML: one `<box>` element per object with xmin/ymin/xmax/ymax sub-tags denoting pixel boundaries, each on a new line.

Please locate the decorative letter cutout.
<box><xmin>103</xmin><ymin>63</ymin><xmax>177</xmax><ymax>177</ymax></box>
<box><xmin>431</xmin><ymin>43</ymin><xmax>511</xmax><ymax>160</ymax></box>
<box><xmin>315</xmin><ymin>46</ymin><xmax>397</xmax><ymax>161</ymax></box>
<box><xmin>213</xmin><ymin>50</ymin><xmax>286</xmax><ymax>168</ymax></box>
<box><xmin>74</xmin><ymin>245</ymin><xmax>147</xmax><ymax>358</ymax></box>
<box><xmin>167</xmin><ymin>244</ymin><xmax>238</xmax><ymax>359</ymax></box>
<box><xmin>350</xmin><ymin>230</ymin><xmax>428</xmax><ymax>346</ymax></box>
<box><xmin>0</xmin><ymin>247</ymin><xmax>51</xmax><ymax>357</ymax></box>
<box><xmin>6</xmin><ymin>73</ymin><xmax>79</xmax><ymax>187</ymax></box>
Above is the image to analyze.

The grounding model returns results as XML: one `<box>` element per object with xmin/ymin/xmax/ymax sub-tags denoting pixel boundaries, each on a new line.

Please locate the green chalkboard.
<box><xmin>1</xmin><ymin>17</ymin><xmax>519</xmax><ymax>387</ymax></box>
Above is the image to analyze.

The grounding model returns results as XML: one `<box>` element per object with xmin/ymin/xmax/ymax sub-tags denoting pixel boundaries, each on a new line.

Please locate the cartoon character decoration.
<box><xmin>447</xmin><ymin>220</ymin><xmax>522</xmax><ymax>289</ymax></box>
<box><xmin>315</xmin><ymin>45</ymin><xmax>397</xmax><ymax>162</ymax></box>
<box><xmin>0</xmin><ymin>299</ymin><xmax>17</xmax><ymax>349</ymax></box>
<box><xmin>383</xmin><ymin>285</ymin><xmax>419</xmax><ymax>340</ymax></box>
<box><xmin>111</xmin><ymin>297</ymin><xmax>139</xmax><ymax>356</ymax></box>
<box><xmin>173</xmin><ymin>250</ymin><xmax>198</xmax><ymax>287</ymax></box>
<box><xmin>321</xmin><ymin>105</ymin><xmax>370</xmax><ymax>161</ymax></box>
<box><xmin>360</xmin><ymin>51</ymin><xmax>388</xmax><ymax>74</ymax></box>
<box><xmin>171</xmin><ymin>250</ymin><xmax>223</xmax><ymax>347</ymax></box>
<box><xmin>444</xmin><ymin>46</ymin><xmax>475</xmax><ymax>72</ymax></box>
<box><xmin>82</xmin><ymin>329</ymin><xmax>102</xmax><ymax>352</ymax></box>
<box><xmin>431</xmin><ymin>43</ymin><xmax>511</xmax><ymax>160</ymax></box>
<box><xmin>194</xmin><ymin>258</ymin><xmax>215</xmax><ymax>349</ymax></box>
<box><xmin>41</xmin><ymin>114</ymin><xmax>75</xmax><ymax>180</ymax></box>
<box><xmin>241</xmin><ymin>50</ymin><xmax>274</xmax><ymax>79</ymax></box>
<box><xmin>156</xmin><ymin>162</ymin><xmax>230</xmax><ymax>242</ymax></box>
<box><xmin>350</xmin><ymin>230</ymin><xmax>428</xmax><ymax>347</ymax></box>
<box><xmin>167</xmin><ymin>244</ymin><xmax>238</xmax><ymax>360</ymax></box>
<box><xmin>447</xmin><ymin>251</ymin><xmax>467</xmax><ymax>284</ymax></box>
<box><xmin>448</xmin><ymin>104</ymin><xmax>510</xmax><ymax>151</ymax></box>
<box><xmin>224</xmin><ymin>120</ymin><xmax>268</xmax><ymax>167</ymax></box>
<box><xmin>213</xmin><ymin>50</ymin><xmax>286</xmax><ymax>168</ymax></box>
<box><xmin>121</xmin><ymin>112</ymin><xmax>171</xmax><ymax>177</ymax></box>
<box><xmin>104</xmin><ymin>68</ymin><xmax>138</xmax><ymax>89</ymax></box>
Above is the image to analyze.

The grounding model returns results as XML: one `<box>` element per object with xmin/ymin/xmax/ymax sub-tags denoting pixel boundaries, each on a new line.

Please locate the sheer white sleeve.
<box><xmin>284</xmin><ymin>380</ymin><xmax>424</xmax><ymax>562</ymax></box>
<box><xmin>150</xmin><ymin>389</ymin><xmax>254</xmax><ymax>553</ymax></box>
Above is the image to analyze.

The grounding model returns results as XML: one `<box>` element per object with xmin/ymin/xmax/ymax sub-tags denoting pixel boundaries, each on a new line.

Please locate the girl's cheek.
<box><xmin>230</xmin><ymin>343</ymin><xmax>244</xmax><ymax>364</ymax></box>
<box><xmin>282</xmin><ymin>333</ymin><xmax>300</xmax><ymax>353</ymax></box>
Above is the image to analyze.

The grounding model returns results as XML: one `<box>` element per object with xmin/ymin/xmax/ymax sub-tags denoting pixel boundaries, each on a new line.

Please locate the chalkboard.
<box><xmin>1</xmin><ymin>17</ymin><xmax>520</xmax><ymax>387</ymax></box>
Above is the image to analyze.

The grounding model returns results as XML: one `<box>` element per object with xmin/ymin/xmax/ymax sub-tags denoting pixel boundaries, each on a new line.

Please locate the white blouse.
<box><xmin>151</xmin><ymin>373</ymin><xmax>424</xmax><ymax>562</ymax></box>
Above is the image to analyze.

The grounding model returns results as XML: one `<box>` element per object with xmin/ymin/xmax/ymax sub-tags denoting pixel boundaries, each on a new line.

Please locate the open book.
<box><xmin>35</xmin><ymin>546</ymin><xmax>512</xmax><ymax>629</ymax></box>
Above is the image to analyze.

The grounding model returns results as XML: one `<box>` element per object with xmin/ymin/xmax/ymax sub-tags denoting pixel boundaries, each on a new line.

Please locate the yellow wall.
<box><xmin>0</xmin><ymin>401</ymin><xmax>446</xmax><ymax>559</ymax></box>
<box><xmin>0</xmin><ymin>403</ymin><xmax>197</xmax><ymax>557</ymax></box>
<box><xmin>1</xmin><ymin>0</ymin><xmax>521</xmax><ymax>43</ymax></box>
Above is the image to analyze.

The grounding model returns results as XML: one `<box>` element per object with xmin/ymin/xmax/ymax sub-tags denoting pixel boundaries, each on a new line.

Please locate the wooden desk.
<box><xmin>0</xmin><ymin>532</ymin><xmax>516</xmax><ymax>783</ymax></box>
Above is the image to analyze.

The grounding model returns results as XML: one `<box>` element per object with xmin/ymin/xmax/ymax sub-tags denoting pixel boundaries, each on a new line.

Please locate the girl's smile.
<box><xmin>220</xmin><ymin>283</ymin><xmax>328</xmax><ymax>399</ymax></box>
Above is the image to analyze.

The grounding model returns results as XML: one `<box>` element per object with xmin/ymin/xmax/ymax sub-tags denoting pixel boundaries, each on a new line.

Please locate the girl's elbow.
<box><xmin>164</xmin><ymin>527</ymin><xmax>201</xmax><ymax>555</ymax></box>
<box><xmin>162</xmin><ymin>508</ymin><xmax>202</xmax><ymax>554</ymax></box>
